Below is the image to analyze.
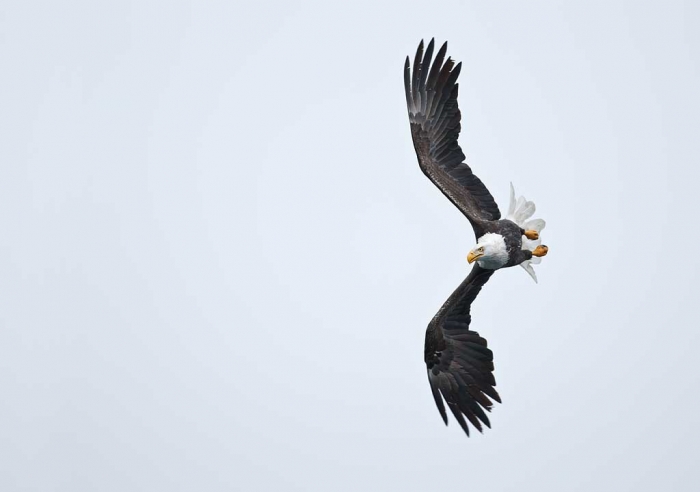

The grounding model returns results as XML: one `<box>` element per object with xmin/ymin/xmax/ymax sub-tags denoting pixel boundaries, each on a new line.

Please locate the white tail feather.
<box><xmin>521</xmin><ymin>261</ymin><xmax>538</xmax><ymax>283</ymax></box>
<box><xmin>506</xmin><ymin>183</ymin><xmax>546</xmax><ymax>283</ymax></box>
<box><xmin>524</xmin><ymin>219</ymin><xmax>545</xmax><ymax>233</ymax></box>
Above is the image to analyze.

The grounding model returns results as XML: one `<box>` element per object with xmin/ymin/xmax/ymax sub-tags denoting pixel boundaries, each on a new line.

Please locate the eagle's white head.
<box><xmin>467</xmin><ymin>233</ymin><xmax>509</xmax><ymax>270</ymax></box>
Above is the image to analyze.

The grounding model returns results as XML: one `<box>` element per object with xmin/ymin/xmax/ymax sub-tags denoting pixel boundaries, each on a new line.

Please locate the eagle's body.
<box><xmin>405</xmin><ymin>39</ymin><xmax>549</xmax><ymax>436</ymax></box>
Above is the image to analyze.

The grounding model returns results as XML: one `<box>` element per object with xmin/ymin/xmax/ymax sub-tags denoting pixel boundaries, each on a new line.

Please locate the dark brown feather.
<box><xmin>404</xmin><ymin>40</ymin><xmax>501</xmax><ymax>237</ymax></box>
<box><xmin>424</xmin><ymin>264</ymin><xmax>500</xmax><ymax>436</ymax></box>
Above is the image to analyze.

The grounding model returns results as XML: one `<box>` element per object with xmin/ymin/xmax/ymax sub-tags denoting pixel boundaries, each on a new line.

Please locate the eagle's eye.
<box><xmin>478</xmin><ymin>247</ymin><xmax>485</xmax><ymax>252</ymax></box>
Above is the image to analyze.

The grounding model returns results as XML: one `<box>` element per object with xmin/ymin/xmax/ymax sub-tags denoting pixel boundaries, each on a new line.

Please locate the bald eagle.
<box><xmin>405</xmin><ymin>39</ymin><xmax>549</xmax><ymax>436</ymax></box>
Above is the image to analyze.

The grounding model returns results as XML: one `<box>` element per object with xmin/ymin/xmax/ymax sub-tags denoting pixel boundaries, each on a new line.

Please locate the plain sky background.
<box><xmin>2</xmin><ymin>1</ymin><xmax>700</xmax><ymax>490</ymax></box>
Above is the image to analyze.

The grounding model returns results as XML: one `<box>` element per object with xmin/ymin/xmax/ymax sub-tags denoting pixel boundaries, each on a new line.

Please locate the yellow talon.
<box><xmin>524</xmin><ymin>230</ymin><xmax>539</xmax><ymax>240</ymax></box>
<box><xmin>532</xmin><ymin>245</ymin><xmax>548</xmax><ymax>257</ymax></box>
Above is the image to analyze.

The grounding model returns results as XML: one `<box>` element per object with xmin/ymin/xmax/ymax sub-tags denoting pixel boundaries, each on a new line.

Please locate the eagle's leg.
<box><xmin>532</xmin><ymin>245</ymin><xmax>548</xmax><ymax>257</ymax></box>
<box><xmin>523</xmin><ymin>229</ymin><xmax>539</xmax><ymax>240</ymax></box>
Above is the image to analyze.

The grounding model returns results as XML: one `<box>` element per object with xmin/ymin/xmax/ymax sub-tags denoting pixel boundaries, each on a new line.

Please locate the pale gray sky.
<box><xmin>2</xmin><ymin>1</ymin><xmax>700</xmax><ymax>490</ymax></box>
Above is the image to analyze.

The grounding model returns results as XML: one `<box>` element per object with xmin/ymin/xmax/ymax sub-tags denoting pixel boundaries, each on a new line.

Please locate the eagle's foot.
<box><xmin>523</xmin><ymin>229</ymin><xmax>539</xmax><ymax>240</ymax></box>
<box><xmin>532</xmin><ymin>245</ymin><xmax>548</xmax><ymax>257</ymax></box>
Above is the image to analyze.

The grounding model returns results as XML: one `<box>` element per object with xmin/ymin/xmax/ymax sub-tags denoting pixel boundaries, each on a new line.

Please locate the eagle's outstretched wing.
<box><xmin>405</xmin><ymin>39</ymin><xmax>500</xmax><ymax>236</ymax></box>
<box><xmin>424</xmin><ymin>265</ymin><xmax>501</xmax><ymax>436</ymax></box>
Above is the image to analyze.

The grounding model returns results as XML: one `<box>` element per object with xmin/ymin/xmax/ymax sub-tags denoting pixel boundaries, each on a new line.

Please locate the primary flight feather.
<box><xmin>404</xmin><ymin>39</ymin><xmax>549</xmax><ymax>436</ymax></box>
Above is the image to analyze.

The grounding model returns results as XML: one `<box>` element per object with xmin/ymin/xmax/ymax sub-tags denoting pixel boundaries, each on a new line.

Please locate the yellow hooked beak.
<box><xmin>467</xmin><ymin>250</ymin><xmax>483</xmax><ymax>264</ymax></box>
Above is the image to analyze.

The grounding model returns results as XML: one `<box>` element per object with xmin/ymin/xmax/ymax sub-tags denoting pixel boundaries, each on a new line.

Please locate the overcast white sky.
<box><xmin>2</xmin><ymin>1</ymin><xmax>700</xmax><ymax>490</ymax></box>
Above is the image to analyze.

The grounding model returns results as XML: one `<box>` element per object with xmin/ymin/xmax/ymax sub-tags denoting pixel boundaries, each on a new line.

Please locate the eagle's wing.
<box><xmin>424</xmin><ymin>264</ymin><xmax>501</xmax><ymax>436</ymax></box>
<box><xmin>405</xmin><ymin>39</ymin><xmax>500</xmax><ymax>236</ymax></box>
